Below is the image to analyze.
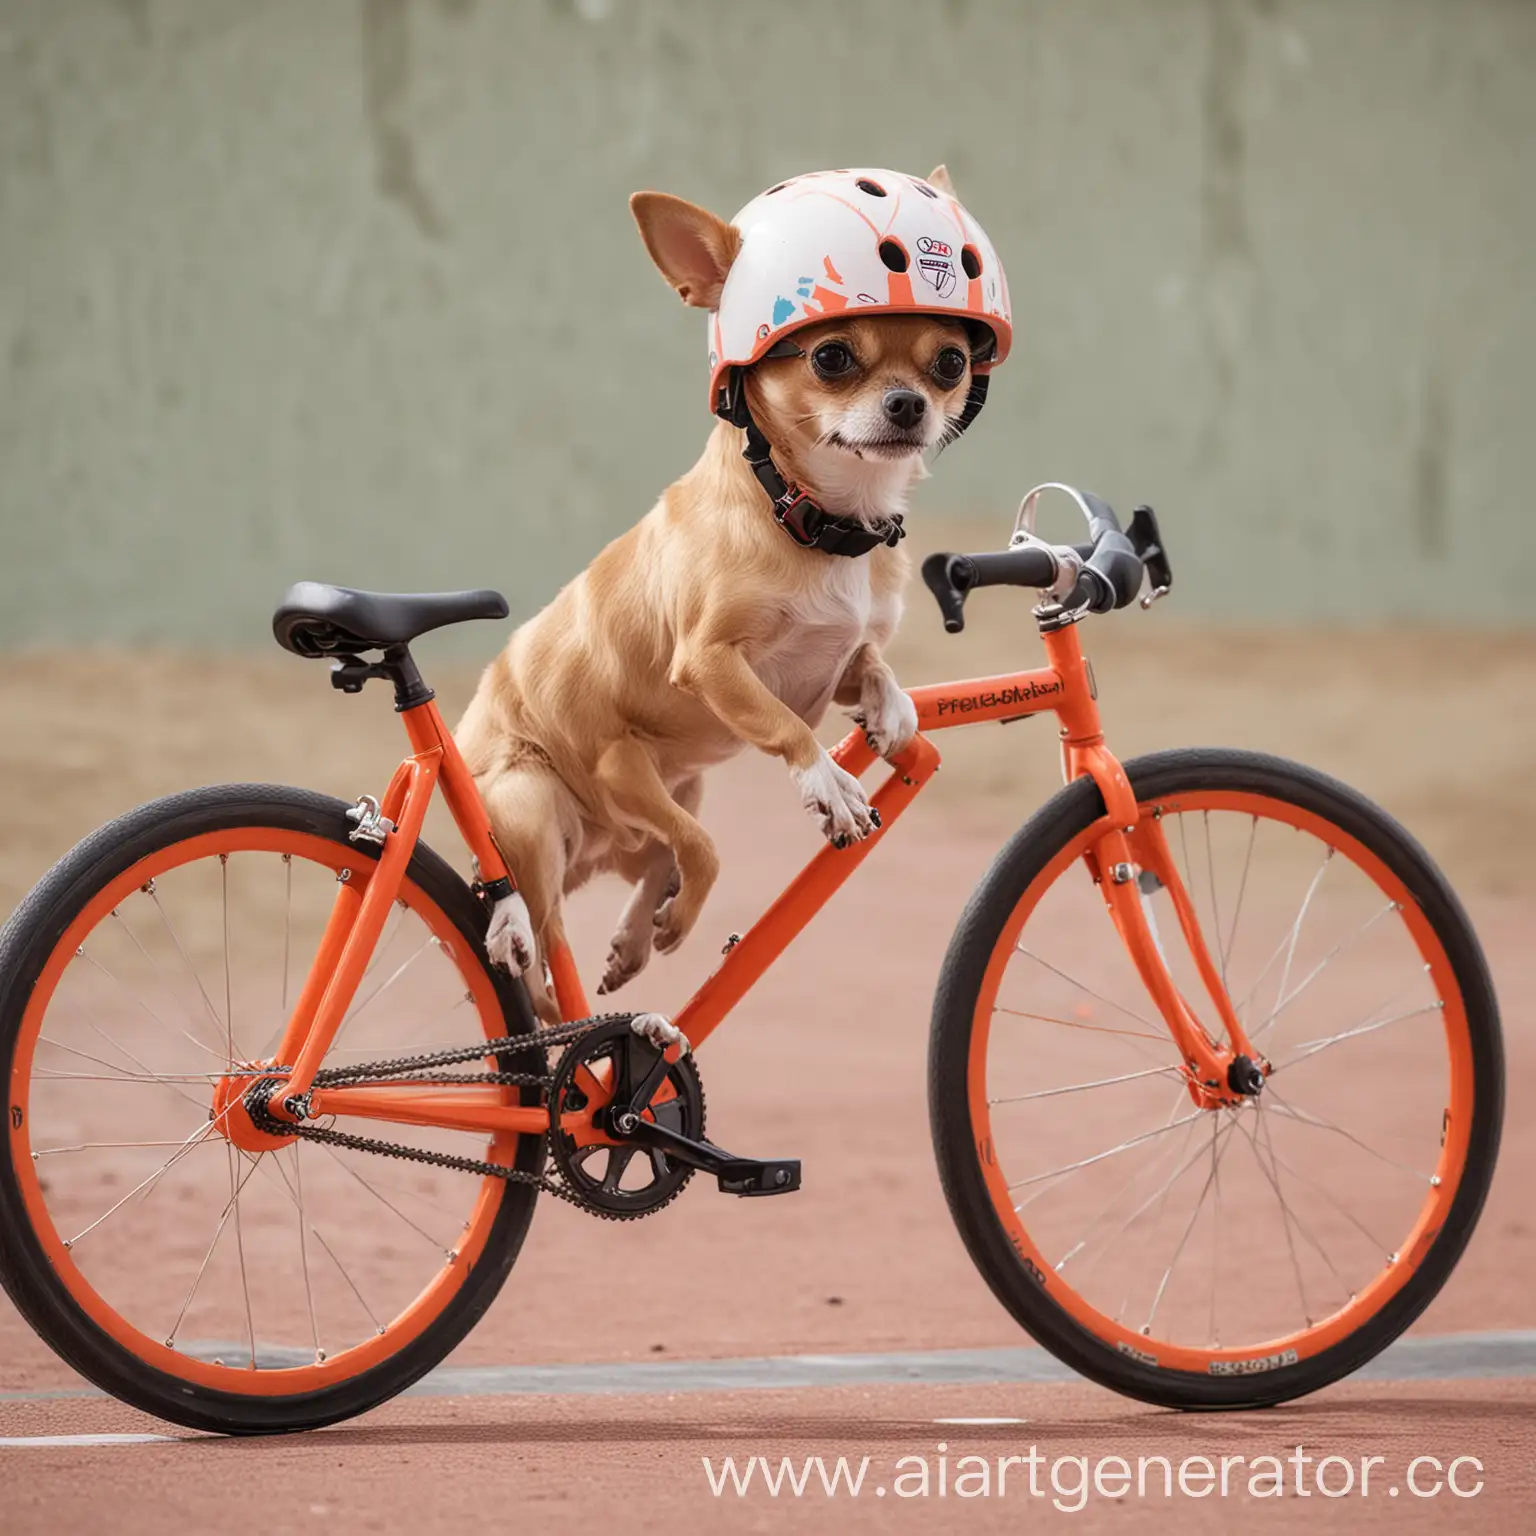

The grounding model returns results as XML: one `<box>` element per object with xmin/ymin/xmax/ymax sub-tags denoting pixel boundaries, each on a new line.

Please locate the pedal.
<box><xmin>618</xmin><ymin>1116</ymin><xmax>802</xmax><ymax>1199</ymax></box>
<box><xmin>716</xmin><ymin>1157</ymin><xmax>801</xmax><ymax>1198</ymax></box>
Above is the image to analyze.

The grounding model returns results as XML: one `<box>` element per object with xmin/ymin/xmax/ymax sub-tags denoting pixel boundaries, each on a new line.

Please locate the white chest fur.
<box><xmin>755</xmin><ymin>558</ymin><xmax>890</xmax><ymax>724</ymax></box>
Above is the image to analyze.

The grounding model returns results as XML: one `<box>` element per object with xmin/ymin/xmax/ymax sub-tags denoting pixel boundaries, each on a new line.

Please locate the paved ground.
<box><xmin>2</xmin><ymin>1376</ymin><xmax>1531</xmax><ymax>1532</ymax></box>
<box><xmin>1</xmin><ymin>629</ymin><xmax>1531</xmax><ymax>1530</ymax></box>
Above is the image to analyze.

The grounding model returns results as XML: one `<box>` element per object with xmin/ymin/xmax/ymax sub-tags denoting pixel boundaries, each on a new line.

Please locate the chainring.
<box><xmin>547</xmin><ymin>1017</ymin><xmax>705</xmax><ymax>1220</ymax></box>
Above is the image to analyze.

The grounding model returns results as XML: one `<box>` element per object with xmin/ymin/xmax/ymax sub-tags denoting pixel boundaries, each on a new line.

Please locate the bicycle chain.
<box><xmin>246</xmin><ymin>1013</ymin><xmax>669</xmax><ymax>1217</ymax></box>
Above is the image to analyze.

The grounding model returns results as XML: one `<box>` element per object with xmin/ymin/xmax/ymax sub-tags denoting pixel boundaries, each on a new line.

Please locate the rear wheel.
<box><xmin>929</xmin><ymin>749</ymin><xmax>1503</xmax><ymax>1408</ymax></box>
<box><xmin>0</xmin><ymin>785</ymin><xmax>543</xmax><ymax>1433</ymax></box>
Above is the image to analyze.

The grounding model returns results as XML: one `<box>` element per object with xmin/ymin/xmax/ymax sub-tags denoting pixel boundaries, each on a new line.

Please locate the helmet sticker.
<box><xmin>915</xmin><ymin>235</ymin><xmax>957</xmax><ymax>299</ymax></box>
<box><xmin>772</xmin><ymin>296</ymin><xmax>796</xmax><ymax>325</ymax></box>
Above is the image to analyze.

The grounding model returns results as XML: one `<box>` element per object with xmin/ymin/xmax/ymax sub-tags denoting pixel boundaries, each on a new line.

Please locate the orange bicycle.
<box><xmin>0</xmin><ymin>487</ymin><xmax>1503</xmax><ymax>1432</ymax></box>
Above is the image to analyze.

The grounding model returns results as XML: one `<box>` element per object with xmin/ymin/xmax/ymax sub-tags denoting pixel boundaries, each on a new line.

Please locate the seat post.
<box><xmin>380</xmin><ymin>645</ymin><xmax>434</xmax><ymax>712</ymax></box>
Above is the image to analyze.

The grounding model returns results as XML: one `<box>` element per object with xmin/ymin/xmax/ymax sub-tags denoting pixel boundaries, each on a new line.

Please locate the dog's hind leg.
<box><xmin>477</xmin><ymin>764</ymin><xmax>570</xmax><ymax>1027</ymax></box>
<box><xmin>598</xmin><ymin>775</ymin><xmax>703</xmax><ymax>995</ymax></box>
<box><xmin>592</xmin><ymin>742</ymin><xmax>718</xmax><ymax>957</ymax></box>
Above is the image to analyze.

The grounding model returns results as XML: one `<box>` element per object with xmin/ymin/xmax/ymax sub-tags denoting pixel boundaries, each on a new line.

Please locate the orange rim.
<box><xmin>8</xmin><ymin>827</ymin><xmax>520</xmax><ymax>1397</ymax></box>
<box><xmin>966</xmin><ymin>788</ymin><xmax>1476</xmax><ymax>1374</ymax></box>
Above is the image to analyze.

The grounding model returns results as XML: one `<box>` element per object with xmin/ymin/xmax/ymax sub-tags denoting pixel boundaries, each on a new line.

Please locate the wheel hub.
<box><xmin>211</xmin><ymin>1066</ymin><xmax>297</xmax><ymax>1153</ymax></box>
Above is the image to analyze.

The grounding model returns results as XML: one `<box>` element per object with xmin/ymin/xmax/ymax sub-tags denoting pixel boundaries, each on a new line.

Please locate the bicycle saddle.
<box><xmin>272</xmin><ymin>582</ymin><xmax>509</xmax><ymax>658</ymax></box>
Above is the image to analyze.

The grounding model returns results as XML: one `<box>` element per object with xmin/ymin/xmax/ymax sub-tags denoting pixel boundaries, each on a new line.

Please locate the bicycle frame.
<box><xmin>262</xmin><ymin>620</ymin><xmax>1261</xmax><ymax>1146</ymax></box>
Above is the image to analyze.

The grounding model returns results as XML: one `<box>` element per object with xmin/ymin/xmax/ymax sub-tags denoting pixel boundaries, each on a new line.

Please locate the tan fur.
<box><xmin>456</xmin><ymin>183</ymin><xmax>975</xmax><ymax>1022</ymax></box>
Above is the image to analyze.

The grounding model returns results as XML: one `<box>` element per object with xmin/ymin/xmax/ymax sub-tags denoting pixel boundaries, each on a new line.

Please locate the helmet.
<box><xmin>708</xmin><ymin>167</ymin><xmax>1012</xmax><ymax>418</ymax></box>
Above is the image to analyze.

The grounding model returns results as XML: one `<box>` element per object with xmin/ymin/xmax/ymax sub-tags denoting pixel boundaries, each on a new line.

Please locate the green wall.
<box><xmin>2</xmin><ymin>0</ymin><xmax>1533</xmax><ymax>645</ymax></box>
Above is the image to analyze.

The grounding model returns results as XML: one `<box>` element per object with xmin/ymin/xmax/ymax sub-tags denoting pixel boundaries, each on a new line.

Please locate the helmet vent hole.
<box><xmin>961</xmin><ymin>245</ymin><xmax>983</xmax><ymax>280</ymax></box>
<box><xmin>765</xmin><ymin>182</ymin><xmax>788</xmax><ymax>196</ymax></box>
<box><xmin>912</xmin><ymin>180</ymin><xmax>939</xmax><ymax>198</ymax></box>
<box><xmin>856</xmin><ymin>178</ymin><xmax>887</xmax><ymax>197</ymax></box>
<box><xmin>878</xmin><ymin>239</ymin><xmax>909</xmax><ymax>274</ymax></box>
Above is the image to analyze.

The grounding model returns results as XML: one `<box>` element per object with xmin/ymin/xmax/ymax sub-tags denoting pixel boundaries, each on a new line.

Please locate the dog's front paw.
<box><xmin>485</xmin><ymin>892</ymin><xmax>535</xmax><ymax>977</ymax></box>
<box><xmin>630</xmin><ymin>1012</ymin><xmax>690</xmax><ymax>1055</ymax></box>
<box><xmin>794</xmin><ymin>752</ymin><xmax>879</xmax><ymax>850</ymax></box>
<box><xmin>851</xmin><ymin>676</ymin><xmax>919</xmax><ymax>760</ymax></box>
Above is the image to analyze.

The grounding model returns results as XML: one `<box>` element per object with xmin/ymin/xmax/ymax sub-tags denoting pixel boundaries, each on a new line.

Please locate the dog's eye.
<box><xmin>931</xmin><ymin>347</ymin><xmax>968</xmax><ymax>387</ymax></box>
<box><xmin>811</xmin><ymin>342</ymin><xmax>857</xmax><ymax>380</ymax></box>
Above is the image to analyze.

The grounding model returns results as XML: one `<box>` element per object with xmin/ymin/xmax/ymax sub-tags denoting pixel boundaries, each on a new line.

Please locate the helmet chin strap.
<box><xmin>715</xmin><ymin>348</ymin><xmax>991</xmax><ymax>560</ymax></box>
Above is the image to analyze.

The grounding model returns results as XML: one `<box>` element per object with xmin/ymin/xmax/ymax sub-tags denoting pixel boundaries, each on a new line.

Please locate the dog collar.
<box><xmin>738</xmin><ymin>411</ymin><xmax>905</xmax><ymax>558</ymax></box>
<box><xmin>717</xmin><ymin>351</ymin><xmax>989</xmax><ymax>560</ymax></box>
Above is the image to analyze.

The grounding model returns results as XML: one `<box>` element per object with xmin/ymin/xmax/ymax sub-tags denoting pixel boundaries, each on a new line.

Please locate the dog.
<box><xmin>455</xmin><ymin>166</ymin><xmax>1011</xmax><ymax>1024</ymax></box>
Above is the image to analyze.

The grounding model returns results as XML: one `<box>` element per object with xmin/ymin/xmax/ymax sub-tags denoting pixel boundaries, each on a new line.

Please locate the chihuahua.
<box><xmin>455</xmin><ymin>165</ymin><xmax>1007</xmax><ymax>1025</ymax></box>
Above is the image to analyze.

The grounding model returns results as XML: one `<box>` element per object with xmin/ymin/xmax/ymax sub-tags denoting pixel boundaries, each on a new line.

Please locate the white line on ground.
<box><xmin>0</xmin><ymin>1434</ymin><xmax>176</xmax><ymax>1447</ymax></box>
<box><xmin>934</xmin><ymin>1417</ymin><xmax>1029</xmax><ymax>1425</ymax></box>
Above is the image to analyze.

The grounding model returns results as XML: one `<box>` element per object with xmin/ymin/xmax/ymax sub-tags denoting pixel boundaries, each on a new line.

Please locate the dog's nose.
<box><xmin>882</xmin><ymin>389</ymin><xmax>927</xmax><ymax>431</ymax></box>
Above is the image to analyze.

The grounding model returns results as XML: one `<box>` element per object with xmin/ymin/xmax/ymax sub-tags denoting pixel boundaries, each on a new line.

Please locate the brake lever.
<box><xmin>1127</xmin><ymin>504</ymin><xmax>1173</xmax><ymax>607</ymax></box>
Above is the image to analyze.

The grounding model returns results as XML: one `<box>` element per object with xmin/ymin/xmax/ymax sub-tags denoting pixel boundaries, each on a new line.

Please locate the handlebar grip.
<box><xmin>964</xmin><ymin>546</ymin><xmax>1060</xmax><ymax>590</ymax></box>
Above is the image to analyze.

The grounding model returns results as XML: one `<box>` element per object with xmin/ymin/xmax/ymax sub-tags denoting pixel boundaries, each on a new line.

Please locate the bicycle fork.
<box><xmin>1045</xmin><ymin>632</ymin><xmax>1265</xmax><ymax>1110</ymax></box>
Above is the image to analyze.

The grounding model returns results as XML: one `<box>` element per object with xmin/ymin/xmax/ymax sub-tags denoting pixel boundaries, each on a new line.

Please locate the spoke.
<box><xmin>1257</xmin><ymin>1103</ymin><xmax>1355</xmax><ymax>1307</ymax></box>
<box><xmin>147</xmin><ymin>887</ymin><xmax>235</xmax><ymax>1066</ymax></box>
<box><xmin>992</xmin><ymin>1005</ymin><xmax>1166</xmax><ymax>1045</ymax></box>
<box><xmin>102</xmin><ymin>914</ymin><xmax>228</xmax><ymax>1063</ymax></box>
<box><xmin>1275</xmin><ymin>1001</ymin><xmax>1442</xmax><ymax>1070</ymax></box>
<box><xmin>166</xmin><ymin>1148</ymin><xmax>265</xmax><ymax>1348</ymax></box>
<box><xmin>1263</xmin><ymin>1088</ymin><xmax>1434</xmax><ymax>1182</ymax></box>
<box><xmin>35</xmin><ymin>1036</ymin><xmax>219</xmax><ymax>1110</ymax></box>
<box><xmin>62</xmin><ymin>1120</ymin><xmax>217</xmax><ymax>1248</ymax></box>
<box><xmin>1251</xmin><ymin>901</ymin><xmax>1399</xmax><ymax>1043</ymax></box>
<box><xmin>317</xmin><ymin>1145</ymin><xmax>454</xmax><ymax>1255</ymax></box>
<box><xmin>1221</xmin><ymin>816</ymin><xmax>1258</xmax><ymax>976</ymax></box>
<box><xmin>33</xmin><ymin>1070</ymin><xmax>224</xmax><ymax>1084</ymax></box>
<box><xmin>1008</xmin><ymin>1110</ymin><xmax>1205</xmax><ymax>1194</ymax></box>
<box><xmin>362</xmin><ymin>900</ymin><xmax>407</xmax><ymax>981</ymax></box>
<box><xmin>70</xmin><ymin>948</ymin><xmax>216</xmax><ymax>1103</ymax></box>
<box><xmin>1241</xmin><ymin>1104</ymin><xmax>1315</xmax><ymax>1323</ymax></box>
<box><xmin>291</xmin><ymin>1144</ymin><xmax>322</xmax><ymax>1362</ymax></box>
<box><xmin>227</xmin><ymin>1143</ymin><xmax>257</xmax><ymax>1369</ymax></box>
<box><xmin>259</xmin><ymin>1154</ymin><xmax>386</xmax><ymax>1337</ymax></box>
<box><xmin>1142</xmin><ymin>1113</ymin><xmax>1240</xmax><ymax>1334</ymax></box>
<box><xmin>334</xmin><ymin>932</ymin><xmax>439</xmax><ymax>1044</ymax></box>
<box><xmin>1243</xmin><ymin>1118</ymin><xmax>1392</xmax><ymax>1256</ymax></box>
<box><xmin>34</xmin><ymin>1139</ymin><xmax>197</xmax><ymax>1156</ymax></box>
<box><xmin>1052</xmin><ymin>1089</ymin><xmax>1207</xmax><ymax>1268</ymax></box>
<box><xmin>1013</xmin><ymin>946</ymin><xmax>1162</xmax><ymax>1033</ymax></box>
<box><xmin>1208</xmin><ymin>1110</ymin><xmax>1223</xmax><ymax>1344</ymax></box>
<box><xmin>991</xmin><ymin>1062</ymin><xmax>1185</xmax><ymax>1105</ymax></box>
<box><xmin>1268</xmin><ymin>848</ymin><xmax>1333</xmax><ymax>1028</ymax></box>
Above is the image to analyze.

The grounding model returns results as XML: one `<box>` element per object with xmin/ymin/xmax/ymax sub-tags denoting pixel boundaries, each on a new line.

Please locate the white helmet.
<box><xmin>708</xmin><ymin>167</ymin><xmax>1012</xmax><ymax>420</ymax></box>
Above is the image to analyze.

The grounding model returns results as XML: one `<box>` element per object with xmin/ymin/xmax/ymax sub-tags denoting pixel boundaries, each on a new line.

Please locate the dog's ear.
<box><xmin>927</xmin><ymin>164</ymin><xmax>956</xmax><ymax>196</ymax></box>
<box><xmin>629</xmin><ymin>192</ymin><xmax>742</xmax><ymax>310</ymax></box>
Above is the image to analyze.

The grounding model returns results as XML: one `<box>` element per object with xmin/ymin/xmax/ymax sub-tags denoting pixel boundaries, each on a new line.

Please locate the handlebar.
<box><xmin>921</xmin><ymin>490</ymin><xmax>1172</xmax><ymax>634</ymax></box>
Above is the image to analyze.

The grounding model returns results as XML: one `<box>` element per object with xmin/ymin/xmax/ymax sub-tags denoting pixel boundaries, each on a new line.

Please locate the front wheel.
<box><xmin>929</xmin><ymin>748</ymin><xmax>1503</xmax><ymax>1409</ymax></box>
<box><xmin>0</xmin><ymin>784</ymin><xmax>543</xmax><ymax>1433</ymax></box>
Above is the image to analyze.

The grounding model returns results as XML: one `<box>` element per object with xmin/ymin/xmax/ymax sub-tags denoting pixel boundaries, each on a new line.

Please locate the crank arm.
<box><xmin>618</xmin><ymin>1118</ymin><xmax>801</xmax><ymax>1197</ymax></box>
